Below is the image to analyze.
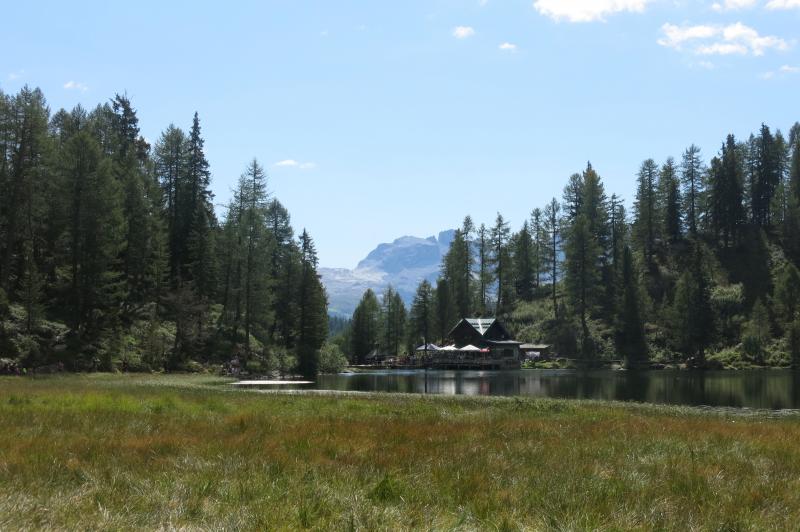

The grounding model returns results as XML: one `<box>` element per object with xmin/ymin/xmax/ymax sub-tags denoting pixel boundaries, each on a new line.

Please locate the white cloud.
<box><xmin>711</xmin><ymin>0</ymin><xmax>757</xmax><ymax>11</ymax></box>
<box><xmin>658</xmin><ymin>22</ymin><xmax>789</xmax><ymax>56</ymax></box>
<box><xmin>658</xmin><ymin>23</ymin><xmax>718</xmax><ymax>48</ymax></box>
<box><xmin>452</xmin><ymin>26</ymin><xmax>475</xmax><ymax>39</ymax></box>
<box><xmin>780</xmin><ymin>64</ymin><xmax>800</xmax><ymax>72</ymax></box>
<box><xmin>533</xmin><ymin>0</ymin><xmax>651</xmax><ymax>22</ymax></box>
<box><xmin>479</xmin><ymin>0</ymin><xmax>489</xmax><ymax>6</ymax></box>
<box><xmin>765</xmin><ymin>0</ymin><xmax>800</xmax><ymax>9</ymax></box>
<box><xmin>274</xmin><ymin>159</ymin><xmax>316</xmax><ymax>170</ymax></box>
<box><xmin>63</xmin><ymin>81</ymin><xmax>88</xmax><ymax>92</ymax></box>
<box><xmin>7</xmin><ymin>70</ymin><xmax>24</xmax><ymax>81</ymax></box>
<box><xmin>499</xmin><ymin>42</ymin><xmax>518</xmax><ymax>52</ymax></box>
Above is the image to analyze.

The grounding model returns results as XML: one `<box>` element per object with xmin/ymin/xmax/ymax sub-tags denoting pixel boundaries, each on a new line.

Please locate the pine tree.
<box><xmin>0</xmin><ymin>87</ymin><xmax>50</xmax><ymax>294</ymax></box>
<box><xmin>461</xmin><ymin>215</ymin><xmax>474</xmax><ymax>314</ymax></box>
<box><xmin>239</xmin><ymin>159</ymin><xmax>271</xmax><ymax>359</ymax></box>
<box><xmin>543</xmin><ymin>198</ymin><xmax>561</xmax><ymax>318</ymax></box>
<box><xmin>434</xmin><ymin>277</ymin><xmax>454</xmax><ymax>342</ymax></box>
<box><xmin>154</xmin><ymin>124</ymin><xmax>187</xmax><ymax>284</ymax></box>
<box><xmin>296</xmin><ymin>230</ymin><xmax>328</xmax><ymax>378</ymax></box>
<box><xmin>490</xmin><ymin>212</ymin><xmax>511</xmax><ymax>315</ymax></box>
<box><xmin>751</xmin><ymin>124</ymin><xmax>780</xmax><ymax>227</ymax></box>
<box><xmin>680</xmin><ymin>144</ymin><xmax>704</xmax><ymax>236</ymax></box>
<box><xmin>564</xmin><ymin>214</ymin><xmax>601</xmax><ymax>358</ymax></box>
<box><xmin>380</xmin><ymin>286</ymin><xmax>406</xmax><ymax>357</ymax></box>
<box><xmin>476</xmin><ymin>223</ymin><xmax>491</xmax><ymax>315</ymax></box>
<box><xmin>351</xmin><ymin>289</ymin><xmax>380</xmax><ymax>364</ymax></box>
<box><xmin>671</xmin><ymin>243</ymin><xmax>714</xmax><ymax>365</ymax></box>
<box><xmin>659</xmin><ymin>157</ymin><xmax>682</xmax><ymax>243</ymax></box>
<box><xmin>614</xmin><ymin>246</ymin><xmax>647</xmax><ymax>366</ymax></box>
<box><xmin>709</xmin><ymin>135</ymin><xmax>745</xmax><ymax>248</ymax></box>
<box><xmin>181</xmin><ymin>112</ymin><xmax>216</xmax><ymax>299</ymax></box>
<box><xmin>409</xmin><ymin>280</ymin><xmax>434</xmax><ymax>354</ymax></box>
<box><xmin>442</xmin><ymin>229</ymin><xmax>471</xmax><ymax>318</ymax></box>
<box><xmin>512</xmin><ymin>221</ymin><xmax>535</xmax><ymax>302</ymax></box>
<box><xmin>634</xmin><ymin>158</ymin><xmax>659</xmax><ymax>267</ymax></box>
<box><xmin>530</xmin><ymin>208</ymin><xmax>544</xmax><ymax>289</ymax></box>
<box><xmin>60</xmin><ymin>134</ymin><xmax>125</xmax><ymax>339</ymax></box>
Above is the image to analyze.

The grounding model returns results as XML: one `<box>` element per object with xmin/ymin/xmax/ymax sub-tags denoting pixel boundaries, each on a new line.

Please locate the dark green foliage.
<box><xmin>708</xmin><ymin>136</ymin><xmax>746</xmax><ymax>248</ymax></box>
<box><xmin>774</xmin><ymin>262</ymin><xmax>800</xmax><ymax>329</ymax></box>
<box><xmin>296</xmin><ymin>230</ymin><xmax>328</xmax><ymax>378</ymax></box>
<box><xmin>512</xmin><ymin>221</ymin><xmax>536</xmax><ymax>302</ymax></box>
<box><xmin>491</xmin><ymin>212</ymin><xmax>513</xmax><ymax>315</ymax></box>
<box><xmin>634</xmin><ymin>158</ymin><xmax>659</xmax><ymax>267</ymax></box>
<box><xmin>660</xmin><ymin>158</ymin><xmax>682</xmax><ymax>243</ymax></box>
<box><xmin>0</xmin><ymin>86</ymin><xmax>327</xmax><ymax>374</ymax></box>
<box><xmin>409</xmin><ymin>280</ymin><xmax>434</xmax><ymax>350</ymax></box>
<box><xmin>615</xmin><ymin>247</ymin><xmax>647</xmax><ymax>366</ymax></box>
<box><xmin>681</xmin><ymin>145</ymin><xmax>704</xmax><ymax>236</ymax></box>
<box><xmin>380</xmin><ymin>286</ymin><xmax>406</xmax><ymax>357</ymax></box>
<box><xmin>351</xmin><ymin>289</ymin><xmax>380</xmax><ymax>363</ymax></box>
<box><xmin>670</xmin><ymin>243</ymin><xmax>714</xmax><ymax>365</ymax></box>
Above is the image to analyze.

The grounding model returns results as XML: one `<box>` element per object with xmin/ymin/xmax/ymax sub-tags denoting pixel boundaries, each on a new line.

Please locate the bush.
<box><xmin>318</xmin><ymin>343</ymin><xmax>348</xmax><ymax>374</ymax></box>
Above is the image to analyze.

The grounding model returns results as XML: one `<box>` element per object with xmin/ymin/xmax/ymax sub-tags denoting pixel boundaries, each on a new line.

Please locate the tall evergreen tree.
<box><xmin>614</xmin><ymin>246</ymin><xmax>647</xmax><ymax>366</ymax></box>
<box><xmin>564</xmin><ymin>214</ymin><xmax>601</xmax><ymax>358</ymax></box>
<box><xmin>351</xmin><ymin>289</ymin><xmax>380</xmax><ymax>364</ymax></box>
<box><xmin>634</xmin><ymin>158</ymin><xmax>659</xmax><ymax>267</ymax></box>
<box><xmin>680</xmin><ymin>144</ymin><xmax>704</xmax><ymax>236</ymax></box>
<box><xmin>659</xmin><ymin>157</ymin><xmax>682</xmax><ymax>243</ymax></box>
<box><xmin>709</xmin><ymin>135</ymin><xmax>745</xmax><ymax>248</ymax></box>
<box><xmin>476</xmin><ymin>223</ymin><xmax>491</xmax><ymax>315</ymax></box>
<box><xmin>490</xmin><ymin>212</ymin><xmax>512</xmax><ymax>315</ymax></box>
<box><xmin>409</xmin><ymin>280</ymin><xmax>434</xmax><ymax>353</ymax></box>
<box><xmin>380</xmin><ymin>286</ymin><xmax>406</xmax><ymax>357</ymax></box>
<box><xmin>296</xmin><ymin>230</ymin><xmax>328</xmax><ymax>378</ymax></box>
<box><xmin>512</xmin><ymin>220</ymin><xmax>535</xmax><ymax>302</ymax></box>
<box><xmin>543</xmin><ymin>198</ymin><xmax>561</xmax><ymax>318</ymax></box>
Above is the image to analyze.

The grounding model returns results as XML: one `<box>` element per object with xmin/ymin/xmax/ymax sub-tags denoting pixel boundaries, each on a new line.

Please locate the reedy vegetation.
<box><xmin>0</xmin><ymin>86</ymin><xmax>328</xmax><ymax>377</ymax></box>
<box><xmin>2</xmin><ymin>374</ymin><xmax>800</xmax><ymax>530</ymax></box>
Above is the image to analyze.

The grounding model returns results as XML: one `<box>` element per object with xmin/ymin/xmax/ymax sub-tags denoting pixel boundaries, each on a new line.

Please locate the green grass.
<box><xmin>2</xmin><ymin>375</ymin><xmax>800</xmax><ymax>530</ymax></box>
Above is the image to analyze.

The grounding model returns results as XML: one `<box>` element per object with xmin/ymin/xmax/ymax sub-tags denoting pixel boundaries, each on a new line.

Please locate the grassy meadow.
<box><xmin>2</xmin><ymin>374</ymin><xmax>800</xmax><ymax>530</ymax></box>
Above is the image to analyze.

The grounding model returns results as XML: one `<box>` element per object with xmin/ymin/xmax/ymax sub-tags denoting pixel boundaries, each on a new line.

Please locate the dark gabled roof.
<box><xmin>465</xmin><ymin>318</ymin><xmax>496</xmax><ymax>335</ymax></box>
<box><xmin>448</xmin><ymin>318</ymin><xmax>513</xmax><ymax>340</ymax></box>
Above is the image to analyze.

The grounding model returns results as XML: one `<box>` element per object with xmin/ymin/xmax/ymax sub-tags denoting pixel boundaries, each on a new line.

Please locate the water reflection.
<box><xmin>252</xmin><ymin>370</ymin><xmax>800</xmax><ymax>410</ymax></box>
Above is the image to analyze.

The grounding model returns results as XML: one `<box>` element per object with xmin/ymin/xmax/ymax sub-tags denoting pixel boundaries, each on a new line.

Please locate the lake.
<box><xmin>250</xmin><ymin>369</ymin><xmax>800</xmax><ymax>410</ymax></box>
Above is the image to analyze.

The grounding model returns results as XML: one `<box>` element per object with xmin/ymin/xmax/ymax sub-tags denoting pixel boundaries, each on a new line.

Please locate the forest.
<box><xmin>341</xmin><ymin>122</ymin><xmax>800</xmax><ymax>369</ymax></box>
<box><xmin>0</xmin><ymin>86</ymin><xmax>330</xmax><ymax>377</ymax></box>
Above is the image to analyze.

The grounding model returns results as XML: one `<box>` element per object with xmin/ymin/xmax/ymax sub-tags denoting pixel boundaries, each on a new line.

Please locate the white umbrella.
<box><xmin>460</xmin><ymin>344</ymin><xmax>481</xmax><ymax>352</ymax></box>
<box><xmin>440</xmin><ymin>345</ymin><xmax>458</xmax><ymax>351</ymax></box>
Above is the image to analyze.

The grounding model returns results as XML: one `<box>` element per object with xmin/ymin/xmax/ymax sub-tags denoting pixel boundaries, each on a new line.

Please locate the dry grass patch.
<box><xmin>1</xmin><ymin>374</ymin><xmax>800</xmax><ymax>530</ymax></box>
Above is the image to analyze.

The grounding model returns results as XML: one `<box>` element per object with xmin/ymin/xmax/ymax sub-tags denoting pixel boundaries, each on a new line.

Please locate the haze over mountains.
<box><xmin>320</xmin><ymin>230</ymin><xmax>455</xmax><ymax>316</ymax></box>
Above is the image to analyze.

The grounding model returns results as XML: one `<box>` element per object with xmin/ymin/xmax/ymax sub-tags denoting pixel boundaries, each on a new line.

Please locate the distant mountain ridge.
<box><xmin>320</xmin><ymin>230</ymin><xmax>455</xmax><ymax>317</ymax></box>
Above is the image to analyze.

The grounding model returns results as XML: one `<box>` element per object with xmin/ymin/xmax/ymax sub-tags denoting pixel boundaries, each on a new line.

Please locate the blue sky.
<box><xmin>2</xmin><ymin>0</ymin><xmax>798</xmax><ymax>268</ymax></box>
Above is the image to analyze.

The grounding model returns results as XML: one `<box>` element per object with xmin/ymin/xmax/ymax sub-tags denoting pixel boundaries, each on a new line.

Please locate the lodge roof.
<box><xmin>448</xmin><ymin>318</ymin><xmax>516</xmax><ymax>342</ymax></box>
<box><xmin>464</xmin><ymin>318</ymin><xmax>496</xmax><ymax>336</ymax></box>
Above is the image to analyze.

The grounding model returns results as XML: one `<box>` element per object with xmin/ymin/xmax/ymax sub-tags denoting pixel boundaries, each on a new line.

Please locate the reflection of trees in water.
<box><xmin>318</xmin><ymin>370</ymin><xmax>800</xmax><ymax>409</ymax></box>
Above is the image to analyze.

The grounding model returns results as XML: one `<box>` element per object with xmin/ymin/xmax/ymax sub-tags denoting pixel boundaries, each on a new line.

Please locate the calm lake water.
<box><xmin>253</xmin><ymin>369</ymin><xmax>800</xmax><ymax>410</ymax></box>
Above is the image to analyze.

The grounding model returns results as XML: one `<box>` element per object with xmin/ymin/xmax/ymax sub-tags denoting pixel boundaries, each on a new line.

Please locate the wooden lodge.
<box><xmin>419</xmin><ymin>318</ymin><xmax>523</xmax><ymax>370</ymax></box>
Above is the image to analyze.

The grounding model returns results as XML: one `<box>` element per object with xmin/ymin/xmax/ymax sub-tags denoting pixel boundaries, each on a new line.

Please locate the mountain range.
<box><xmin>320</xmin><ymin>230</ymin><xmax>455</xmax><ymax>317</ymax></box>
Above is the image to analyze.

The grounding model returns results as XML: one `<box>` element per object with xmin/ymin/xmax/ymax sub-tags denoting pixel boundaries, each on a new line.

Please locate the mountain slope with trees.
<box><xmin>339</xmin><ymin>121</ymin><xmax>800</xmax><ymax>369</ymax></box>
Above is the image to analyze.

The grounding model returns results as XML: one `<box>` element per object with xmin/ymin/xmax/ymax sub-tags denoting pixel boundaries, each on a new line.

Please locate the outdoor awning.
<box><xmin>415</xmin><ymin>343</ymin><xmax>440</xmax><ymax>351</ymax></box>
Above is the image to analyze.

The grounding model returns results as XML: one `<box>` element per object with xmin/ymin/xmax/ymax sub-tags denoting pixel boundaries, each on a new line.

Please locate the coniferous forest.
<box><xmin>342</xmin><ymin>122</ymin><xmax>800</xmax><ymax>369</ymax></box>
<box><xmin>0</xmin><ymin>87</ymin><xmax>329</xmax><ymax>377</ymax></box>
